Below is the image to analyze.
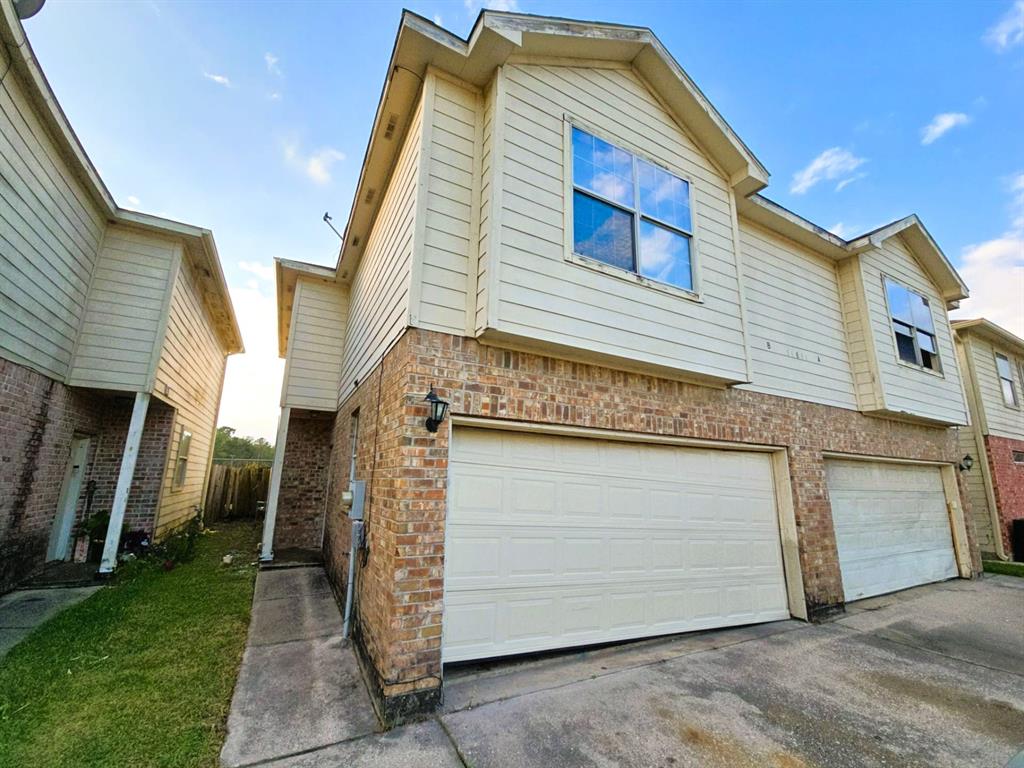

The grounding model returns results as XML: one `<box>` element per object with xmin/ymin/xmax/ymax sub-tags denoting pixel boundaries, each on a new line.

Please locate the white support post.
<box><xmin>261</xmin><ymin>407</ymin><xmax>291</xmax><ymax>562</ymax></box>
<box><xmin>99</xmin><ymin>392</ymin><xmax>150</xmax><ymax>574</ymax></box>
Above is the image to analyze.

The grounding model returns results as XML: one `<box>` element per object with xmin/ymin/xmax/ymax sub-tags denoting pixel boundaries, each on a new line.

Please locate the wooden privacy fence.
<box><xmin>204</xmin><ymin>463</ymin><xmax>271</xmax><ymax>522</ymax></box>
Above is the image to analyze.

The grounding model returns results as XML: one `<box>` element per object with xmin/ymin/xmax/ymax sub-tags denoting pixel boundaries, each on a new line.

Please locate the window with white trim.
<box><xmin>995</xmin><ymin>353</ymin><xmax>1018</xmax><ymax>407</ymax></box>
<box><xmin>884</xmin><ymin>278</ymin><xmax>941</xmax><ymax>372</ymax></box>
<box><xmin>173</xmin><ymin>428</ymin><xmax>192</xmax><ymax>489</ymax></box>
<box><xmin>571</xmin><ymin>126</ymin><xmax>695</xmax><ymax>292</ymax></box>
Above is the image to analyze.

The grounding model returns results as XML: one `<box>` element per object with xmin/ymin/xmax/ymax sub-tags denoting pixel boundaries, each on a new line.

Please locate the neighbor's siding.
<box><xmin>337</xmin><ymin>93</ymin><xmax>422</xmax><ymax>401</ymax></box>
<box><xmin>492</xmin><ymin>63</ymin><xmax>748</xmax><ymax>382</ymax></box>
<box><xmin>415</xmin><ymin>76</ymin><xmax>478</xmax><ymax>336</ymax></box>
<box><xmin>475</xmin><ymin>77</ymin><xmax>496</xmax><ymax>335</ymax></box>
<box><xmin>67</xmin><ymin>225</ymin><xmax>179</xmax><ymax>391</ymax></box>
<box><xmin>738</xmin><ymin>221</ymin><xmax>857</xmax><ymax>409</ymax></box>
<box><xmin>282</xmin><ymin>277</ymin><xmax>348</xmax><ymax>411</ymax></box>
<box><xmin>0</xmin><ymin>43</ymin><xmax>105</xmax><ymax>380</ymax></box>
<box><xmin>962</xmin><ymin>332</ymin><xmax>1024</xmax><ymax>439</ymax></box>
<box><xmin>152</xmin><ymin>254</ymin><xmax>228</xmax><ymax>536</ymax></box>
<box><xmin>860</xmin><ymin>236</ymin><xmax>967</xmax><ymax>424</ymax></box>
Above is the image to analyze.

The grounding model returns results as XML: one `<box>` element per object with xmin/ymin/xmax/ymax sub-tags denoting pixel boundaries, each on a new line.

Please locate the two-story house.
<box><xmin>953</xmin><ymin>319</ymin><xmax>1024</xmax><ymax>561</ymax></box>
<box><xmin>0</xmin><ymin>2</ymin><xmax>242</xmax><ymax>592</ymax></box>
<box><xmin>262</xmin><ymin>12</ymin><xmax>979</xmax><ymax>719</ymax></box>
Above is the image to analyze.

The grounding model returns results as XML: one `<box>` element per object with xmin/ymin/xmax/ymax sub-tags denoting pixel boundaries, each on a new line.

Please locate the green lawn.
<box><xmin>983</xmin><ymin>559</ymin><xmax>1024</xmax><ymax>578</ymax></box>
<box><xmin>0</xmin><ymin>522</ymin><xmax>259</xmax><ymax>768</ymax></box>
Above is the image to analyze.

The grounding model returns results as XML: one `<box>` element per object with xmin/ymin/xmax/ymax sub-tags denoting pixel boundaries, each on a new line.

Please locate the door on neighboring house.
<box><xmin>47</xmin><ymin>436</ymin><xmax>91</xmax><ymax>561</ymax></box>
<box><xmin>442</xmin><ymin>427</ymin><xmax>791</xmax><ymax>663</ymax></box>
<box><xmin>826</xmin><ymin>459</ymin><xmax>958</xmax><ymax>602</ymax></box>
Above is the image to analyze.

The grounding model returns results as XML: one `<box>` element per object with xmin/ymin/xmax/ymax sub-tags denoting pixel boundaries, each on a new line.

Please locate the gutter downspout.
<box><xmin>260</xmin><ymin>407</ymin><xmax>291</xmax><ymax>561</ymax></box>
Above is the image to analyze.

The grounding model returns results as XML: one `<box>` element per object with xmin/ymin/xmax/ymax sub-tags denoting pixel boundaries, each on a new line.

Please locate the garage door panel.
<box><xmin>827</xmin><ymin>460</ymin><xmax>957</xmax><ymax>602</ymax></box>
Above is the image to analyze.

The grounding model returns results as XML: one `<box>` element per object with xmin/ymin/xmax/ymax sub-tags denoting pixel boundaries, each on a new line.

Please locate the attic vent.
<box><xmin>364</xmin><ymin>188</ymin><xmax>377</xmax><ymax>205</ymax></box>
<box><xmin>383</xmin><ymin>113</ymin><xmax>399</xmax><ymax>140</ymax></box>
<box><xmin>351</xmin><ymin>235</ymin><xmax>361</xmax><ymax>247</ymax></box>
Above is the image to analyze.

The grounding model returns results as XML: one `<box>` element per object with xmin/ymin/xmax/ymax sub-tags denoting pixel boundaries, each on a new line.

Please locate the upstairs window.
<box><xmin>884</xmin><ymin>278</ymin><xmax>941</xmax><ymax>372</ymax></box>
<box><xmin>571</xmin><ymin>126</ymin><xmax>695</xmax><ymax>292</ymax></box>
<box><xmin>995</xmin><ymin>353</ymin><xmax>1018</xmax><ymax>407</ymax></box>
<box><xmin>173</xmin><ymin>428</ymin><xmax>192</xmax><ymax>489</ymax></box>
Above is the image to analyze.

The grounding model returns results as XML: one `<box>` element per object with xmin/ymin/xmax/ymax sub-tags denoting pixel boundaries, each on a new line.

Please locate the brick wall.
<box><xmin>274</xmin><ymin>408</ymin><xmax>334</xmax><ymax>551</ymax></box>
<box><xmin>1</xmin><ymin>358</ymin><xmax>177</xmax><ymax>592</ymax></box>
<box><xmin>984</xmin><ymin>435</ymin><xmax>1024</xmax><ymax>558</ymax></box>
<box><xmin>319</xmin><ymin>328</ymin><xmax>978</xmax><ymax>720</ymax></box>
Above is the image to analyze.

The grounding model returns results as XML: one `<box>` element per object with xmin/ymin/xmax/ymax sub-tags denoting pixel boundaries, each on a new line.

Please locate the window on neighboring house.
<box><xmin>173</xmin><ymin>428</ymin><xmax>192</xmax><ymax>489</ymax></box>
<box><xmin>884</xmin><ymin>278</ymin><xmax>941</xmax><ymax>372</ymax></box>
<box><xmin>1012</xmin><ymin>450</ymin><xmax>1024</xmax><ymax>464</ymax></box>
<box><xmin>571</xmin><ymin>126</ymin><xmax>695</xmax><ymax>292</ymax></box>
<box><xmin>995</xmin><ymin>353</ymin><xmax>1018</xmax><ymax>407</ymax></box>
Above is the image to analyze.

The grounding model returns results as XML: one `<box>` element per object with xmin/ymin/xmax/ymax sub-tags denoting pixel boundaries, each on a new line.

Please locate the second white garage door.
<box><xmin>442</xmin><ymin>428</ymin><xmax>790</xmax><ymax>663</ymax></box>
<box><xmin>827</xmin><ymin>459</ymin><xmax>958</xmax><ymax>602</ymax></box>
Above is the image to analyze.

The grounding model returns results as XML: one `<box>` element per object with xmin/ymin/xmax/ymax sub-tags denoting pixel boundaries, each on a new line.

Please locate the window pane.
<box><xmin>573</xmin><ymin>191</ymin><xmax>635</xmax><ymax>271</ymax></box>
<box><xmin>639</xmin><ymin>220</ymin><xmax>692</xmax><ymax>291</ymax></box>
<box><xmin>638</xmin><ymin>159</ymin><xmax>691</xmax><ymax>232</ymax></box>
<box><xmin>996</xmin><ymin>354</ymin><xmax>1013</xmax><ymax>379</ymax></box>
<box><xmin>886</xmin><ymin>279</ymin><xmax>914</xmax><ymax>325</ymax></box>
<box><xmin>917</xmin><ymin>331</ymin><xmax>937</xmax><ymax>354</ymax></box>
<box><xmin>910</xmin><ymin>292</ymin><xmax>935</xmax><ymax>333</ymax></box>
<box><xmin>894</xmin><ymin>328</ymin><xmax>917</xmax><ymax>364</ymax></box>
<box><xmin>572</xmin><ymin>127</ymin><xmax>633</xmax><ymax>207</ymax></box>
<box><xmin>1001</xmin><ymin>379</ymin><xmax>1018</xmax><ymax>407</ymax></box>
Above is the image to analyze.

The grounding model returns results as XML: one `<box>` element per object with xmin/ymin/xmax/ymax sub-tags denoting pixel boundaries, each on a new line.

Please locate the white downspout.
<box><xmin>99</xmin><ymin>392</ymin><xmax>150</xmax><ymax>574</ymax></box>
<box><xmin>260</xmin><ymin>406</ymin><xmax>291</xmax><ymax>562</ymax></box>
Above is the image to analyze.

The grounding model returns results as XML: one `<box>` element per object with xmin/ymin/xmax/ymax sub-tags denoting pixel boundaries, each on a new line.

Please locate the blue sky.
<box><xmin>23</xmin><ymin>0</ymin><xmax>1024</xmax><ymax>440</ymax></box>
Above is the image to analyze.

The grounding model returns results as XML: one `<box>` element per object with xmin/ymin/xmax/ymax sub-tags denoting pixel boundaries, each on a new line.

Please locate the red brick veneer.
<box><xmin>983</xmin><ymin>435</ymin><xmax>1024</xmax><ymax>558</ymax></box>
<box><xmin>274</xmin><ymin>408</ymin><xmax>334</xmax><ymax>551</ymax></box>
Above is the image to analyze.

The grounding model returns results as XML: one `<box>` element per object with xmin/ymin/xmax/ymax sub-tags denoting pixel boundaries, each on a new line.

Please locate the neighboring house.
<box><xmin>952</xmin><ymin>319</ymin><xmax>1024</xmax><ymax>561</ymax></box>
<box><xmin>0</xmin><ymin>2</ymin><xmax>242</xmax><ymax>593</ymax></box>
<box><xmin>263</xmin><ymin>12</ymin><xmax>979</xmax><ymax>719</ymax></box>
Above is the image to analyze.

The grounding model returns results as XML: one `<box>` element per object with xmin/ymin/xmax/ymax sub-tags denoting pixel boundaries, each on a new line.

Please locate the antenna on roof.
<box><xmin>323</xmin><ymin>212</ymin><xmax>343</xmax><ymax>242</ymax></box>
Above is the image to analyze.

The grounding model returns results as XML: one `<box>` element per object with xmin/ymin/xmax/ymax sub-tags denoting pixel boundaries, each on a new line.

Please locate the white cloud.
<box><xmin>921</xmin><ymin>112</ymin><xmax>971</xmax><ymax>145</ymax></box>
<box><xmin>265</xmin><ymin>52</ymin><xmax>282</xmax><ymax>77</ymax></box>
<box><xmin>238</xmin><ymin>260</ymin><xmax>274</xmax><ymax>282</ymax></box>
<box><xmin>125</xmin><ymin>195</ymin><xmax>141</xmax><ymax>208</ymax></box>
<box><xmin>984</xmin><ymin>0</ymin><xmax>1024</xmax><ymax>52</ymax></box>
<box><xmin>790</xmin><ymin>148</ymin><xmax>867</xmax><ymax>195</ymax></box>
<box><xmin>827</xmin><ymin>222</ymin><xmax>857</xmax><ymax>239</ymax></box>
<box><xmin>283</xmin><ymin>141</ymin><xmax>345</xmax><ymax>185</ymax></box>
<box><xmin>203</xmin><ymin>72</ymin><xmax>232</xmax><ymax>87</ymax></box>
<box><xmin>268</xmin><ymin>92</ymin><xmax>282</xmax><ymax>101</ymax></box>
<box><xmin>835</xmin><ymin>173</ymin><xmax>867</xmax><ymax>192</ymax></box>
<box><xmin>464</xmin><ymin>0</ymin><xmax>519</xmax><ymax>14</ymax></box>
<box><xmin>950</xmin><ymin>172</ymin><xmax>1024</xmax><ymax>337</ymax></box>
<box><xmin>216</xmin><ymin>280</ymin><xmax>286</xmax><ymax>442</ymax></box>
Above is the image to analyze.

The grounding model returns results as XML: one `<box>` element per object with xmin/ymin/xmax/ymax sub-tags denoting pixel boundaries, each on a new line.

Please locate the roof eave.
<box><xmin>276</xmin><ymin>257</ymin><xmax>337</xmax><ymax>357</ymax></box>
<box><xmin>951</xmin><ymin>318</ymin><xmax>1024</xmax><ymax>354</ymax></box>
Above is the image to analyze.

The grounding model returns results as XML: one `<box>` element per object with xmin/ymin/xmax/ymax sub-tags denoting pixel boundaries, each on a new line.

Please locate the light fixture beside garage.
<box><xmin>958</xmin><ymin>454</ymin><xmax>974</xmax><ymax>472</ymax></box>
<box><xmin>423</xmin><ymin>386</ymin><xmax>449</xmax><ymax>433</ymax></box>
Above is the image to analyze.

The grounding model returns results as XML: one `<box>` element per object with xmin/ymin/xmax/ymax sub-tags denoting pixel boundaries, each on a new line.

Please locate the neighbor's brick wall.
<box><xmin>274</xmin><ymin>408</ymin><xmax>334</xmax><ymax>551</ymax></box>
<box><xmin>0</xmin><ymin>357</ymin><xmax>178</xmax><ymax>593</ymax></box>
<box><xmin>318</xmin><ymin>328</ymin><xmax>978</xmax><ymax>714</ymax></box>
<box><xmin>984</xmin><ymin>435</ymin><xmax>1024</xmax><ymax>558</ymax></box>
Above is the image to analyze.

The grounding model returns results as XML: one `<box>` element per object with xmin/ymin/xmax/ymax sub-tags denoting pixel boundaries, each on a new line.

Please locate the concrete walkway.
<box><xmin>0</xmin><ymin>585</ymin><xmax>100</xmax><ymax>658</ymax></box>
<box><xmin>224</xmin><ymin>573</ymin><xmax>1023</xmax><ymax>768</ymax></box>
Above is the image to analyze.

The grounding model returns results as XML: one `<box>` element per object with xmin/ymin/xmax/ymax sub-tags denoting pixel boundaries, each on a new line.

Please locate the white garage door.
<box><xmin>826</xmin><ymin>459</ymin><xmax>957</xmax><ymax>602</ymax></box>
<box><xmin>442</xmin><ymin>428</ymin><xmax>790</xmax><ymax>663</ymax></box>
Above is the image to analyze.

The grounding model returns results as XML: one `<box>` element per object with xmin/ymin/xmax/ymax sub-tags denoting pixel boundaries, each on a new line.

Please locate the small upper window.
<box><xmin>884</xmin><ymin>278</ymin><xmax>941</xmax><ymax>372</ymax></box>
<box><xmin>571</xmin><ymin>127</ymin><xmax>694</xmax><ymax>292</ymax></box>
<box><xmin>173</xmin><ymin>428</ymin><xmax>192</xmax><ymax>489</ymax></box>
<box><xmin>995</xmin><ymin>353</ymin><xmax>1018</xmax><ymax>407</ymax></box>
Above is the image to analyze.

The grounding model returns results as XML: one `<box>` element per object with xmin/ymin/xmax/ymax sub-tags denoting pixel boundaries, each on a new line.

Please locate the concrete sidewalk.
<box><xmin>220</xmin><ymin>566</ymin><xmax>463</xmax><ymax>767</ymax></box>
<box><xmin>0</xmin><ymin>585</ymin><xmax>100</xmax><ymax>658</ymax></box>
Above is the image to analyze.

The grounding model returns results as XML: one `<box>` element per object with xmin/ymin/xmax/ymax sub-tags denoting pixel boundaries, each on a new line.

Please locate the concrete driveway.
<box><xmin>230</xmin><ymin>574</ymin><xmax>1024</xmax><ymax>768</ymax></box>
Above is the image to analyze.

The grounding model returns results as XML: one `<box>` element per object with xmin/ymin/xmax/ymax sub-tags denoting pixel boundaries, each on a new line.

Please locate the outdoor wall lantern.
<box><xmin>423</xmin><ymin>385</ymin><xmax>450</xmax><ymax>433</ymax></box>
<box><xmin>958</xmin><ymin>454</ymin><xmax>974</xmax><ymax>472</ymax></box>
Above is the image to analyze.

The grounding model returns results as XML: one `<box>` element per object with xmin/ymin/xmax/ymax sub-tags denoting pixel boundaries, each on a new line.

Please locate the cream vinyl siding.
<box><xmin>490</xmin><ymin>64</ymin><xmax>748</xmax><ymax>383</ymax></box>
<box><xmin>338</xmin><ymin>95</ymin><xmax>422</xmax><ymax>400</ymax></box>
<box><xmin>836</xmin><ymin>256</ymin><xmax>884</xmax><ymax>413</ymax></box>
<box><xmin>475</xmin><ymin>77</ymin><xmax>496</xmax><ymax>334</ymax></box>
<box><xmin>962</xmin><ymin>333</ymin><xmax>1024</xmax><ymax>439</ymax></box>
<box><xmin>860</xmin><ymin>236</ymin><xmax>967</xmax><ymax>424</ymax></box>
<box><xmin>153</xmin><ymin>256</ymin><xmax>229</xmax><ymax>536</ymax></box>
<box><xmin>956</xmin><ymin>420</ymin><xmax>993</xmax><ymax>553</ymax></box>
<box><xmin>415</xmin><ymin>76</ymin><xmax>478</xmax><ymax>335</ymax></box>
<box><xmin>738</xmin><ymin>221</ymin><xmax>856</xmax><ymax>409</ymax></box>
<box><xmin>0</xmin><ymin>46</ymin><xmax>105</xmax><ymax>380</ymax></box>
<box><xmin>282</xmin><ymin>277</ymin><xmax>347</xmax><ymax>411</ymax></box>
<box><xmin>68</xmin><ymin>226</ymin><xmax>178</xmax><ymax>391</ymax></box>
